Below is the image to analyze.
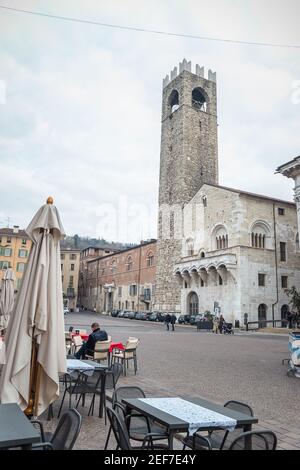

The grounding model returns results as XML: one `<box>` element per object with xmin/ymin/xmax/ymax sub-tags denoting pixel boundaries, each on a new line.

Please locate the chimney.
<box><xmin>12</xmin><ymin>225</ymin><xmax>19</xmax><ymax>234</ymax></box>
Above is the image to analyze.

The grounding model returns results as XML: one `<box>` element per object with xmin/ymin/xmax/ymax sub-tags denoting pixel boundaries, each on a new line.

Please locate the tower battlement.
<box><xmin>163</xmin><ymin>58</ymin><xmax>216</xmax><ymax>88</ymax></box>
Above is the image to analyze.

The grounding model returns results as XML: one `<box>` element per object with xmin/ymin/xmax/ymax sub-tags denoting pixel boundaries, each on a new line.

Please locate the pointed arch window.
<box><xmin>126</xmin><ymin>256</ymin><xmax>133</xmax><ymax>272</ymax></box>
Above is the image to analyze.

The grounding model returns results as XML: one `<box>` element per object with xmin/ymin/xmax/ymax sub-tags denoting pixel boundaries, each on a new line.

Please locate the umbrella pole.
<box><xmin>24</xmin><ymin>335</ymin><xmax>40</xmax><ymax>418</ymax></box>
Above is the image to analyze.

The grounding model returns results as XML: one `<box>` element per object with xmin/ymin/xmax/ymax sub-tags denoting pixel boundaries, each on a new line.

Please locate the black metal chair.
<box><xmin>104</xmin><ymin>386</ymin><xmax>169</xmax><ymax>449</ymax></box>
<box><xmin>88</xmin><ymin>363</ymin><xmax>123</xmax><ymax>420</ymax></box>
<box><xmin>106</xmin><ymin>407</ymin><xmax>168</xmax><ymax>450</ymax></box>
<box><xmin>181</xmin><ymin>400</ymin><xmax>254</xmax><ymax>451</ymax></box>
<box><xmin>31</xmin><ymin>409</ymin><xmax>82</xmax><ymax>450</ymax></box>
<box><xmin>228</xmin><ymin>430</ymin><xmax>277</xmax><ymax>450</ymax></box>
<box><xmin>57</xmin><ymin>371</ymin><xmax>94</xmax><ymax>418</ymax></box>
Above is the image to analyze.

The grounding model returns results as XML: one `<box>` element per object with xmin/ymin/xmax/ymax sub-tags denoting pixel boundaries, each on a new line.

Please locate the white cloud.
<box><xmin>0</xmin><ymin>0</ymin><xmax>299</xmax><ymax>241</ymax></box>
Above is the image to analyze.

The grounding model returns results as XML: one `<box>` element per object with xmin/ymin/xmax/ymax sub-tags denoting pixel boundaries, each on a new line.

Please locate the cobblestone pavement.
<box><xmin>4</xmin><ymin>311</ymin><xmax>300</xmax><ymax>450</ymax></box>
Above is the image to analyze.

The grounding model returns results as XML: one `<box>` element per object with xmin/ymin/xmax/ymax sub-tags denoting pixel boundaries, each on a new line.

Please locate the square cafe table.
<box><xmin>122</xmin><ymin>396</ymin><xmax>258</xmax><ymax>450</ymax></box>
<box><xmin>0</xmin><ymin>403</ymin><xmax>41</xmax><ymax>449</ymax></box>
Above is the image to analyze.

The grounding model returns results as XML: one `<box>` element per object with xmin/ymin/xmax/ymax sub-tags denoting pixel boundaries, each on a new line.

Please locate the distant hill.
<box><xmin>60</xmin><ymin>234</ymin><xmax>136</xmax><ymax>251</ymax></box>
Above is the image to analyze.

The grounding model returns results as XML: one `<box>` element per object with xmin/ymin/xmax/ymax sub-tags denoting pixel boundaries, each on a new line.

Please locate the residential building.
<box><xmin>0</xmin><ymin>226</ymin><xmax>32</xmax><ymax>291</ymax></box>
<box><xmin>78</xmin><ymin>246</ymin><xmax>118</xmax><ymax>308</ymax></box>
<box><xmin>61</xmin><ymin>248</ymin><xmax>81</xmax><ymax>310</ymax></box>
<box><xmin>81</xmin><ymin>240</ymin><xmax>156</xmax><ymax>313</ymax></box>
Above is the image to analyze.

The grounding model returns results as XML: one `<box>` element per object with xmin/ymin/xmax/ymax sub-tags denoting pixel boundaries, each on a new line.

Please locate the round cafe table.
<box><xmin>109</xmin><ymin>342</ymin><xmax>124</xmax><ymax>353</ymax></box>
<box><xmin>71</xmin><ymin>332</ymin><xmax>89</xmax><ymax>341</ymax></box>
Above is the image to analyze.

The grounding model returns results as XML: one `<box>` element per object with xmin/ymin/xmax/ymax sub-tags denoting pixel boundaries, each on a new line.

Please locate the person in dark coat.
<box><xmin>170</xmin><ymin>314</ymin><xmax>176</xmax><ymax>331</ymax></box>
<box><xmin>219</xmin><ymin>315</ymin><xmax>225</xmax><ymax>334</ymax></box>
<box><xmin>75</xmin><ymin>322</ymin><xmax>108</xmax><ymax>359</ymax></box>
<box><xmin>165</xmin><ymin>313</ymin><xmax>171</xmax><ymax>331</ymax></box>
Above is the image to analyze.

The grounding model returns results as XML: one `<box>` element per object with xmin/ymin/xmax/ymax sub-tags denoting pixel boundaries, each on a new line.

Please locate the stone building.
<box><xmin>154</xmin><ymin>59</ymin><xmax>300</xmax><ymax>325</ymax></box>
<box><xmin>60</xmin><ymin>248</ymin><xmax>81</xmax><ymax>311</ymax></box>
<box><xmin>82</xmin><ymin>240</ymin><xmax>156</xmax><ymax>313</ymax></box>
<box><xmin>173</xmin><ymin>184</ymin><xmax>300</xmax><ymax>325</ymax></box>
<box><xmin>0</xmin><ymin>226</ymin><xmax>32</xmax><ymax>291</ymax></box>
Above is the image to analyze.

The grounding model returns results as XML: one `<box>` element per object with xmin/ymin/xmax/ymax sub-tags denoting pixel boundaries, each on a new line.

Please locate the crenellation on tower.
<box><xmin>162</xmin><ymin>59</ymin><xmax>217</xmax><ymax>89</ymax></box>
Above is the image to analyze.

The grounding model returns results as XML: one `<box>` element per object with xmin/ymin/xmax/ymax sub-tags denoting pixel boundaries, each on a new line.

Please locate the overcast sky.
<box><xmin>0</xmin><ymin>0</ymin><xmax>299</xmax><ymax>242</ymax></box>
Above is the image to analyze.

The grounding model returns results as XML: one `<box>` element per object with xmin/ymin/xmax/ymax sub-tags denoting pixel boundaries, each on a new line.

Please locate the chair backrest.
<box><xmin>224</xmin><ymin>400</ymin><xmax>254</xmax><ymax>417</ymax></box>
<box><xmin>72</xmin><ymin>336</ymin><xmax>83</xmax><ymax>347</ymax></box>
<box><xmin>105</xmin><ymin>363</ymin><xmax>123</xmax><ymax>390</ymax></box>
<box><xmin>93</xmin><ymin>340</ymin><xmax>112</xmax><ymax>361</ymax></box>
<box><xmin>125</xmin><ymin>338</ymin><xmax>139</xmax><ymax>351</ymax></box>
<box><xmin>107</xmin><ymin>335</ymin><xmax>112</xmax><ymax>342</ymax></box>
<box><xmin>112</xmin><ymin>386</ymin><xmax>146</xmax><ymax>408</ymax></box>
<box><xmin>94</xmin><ymin>340</ymin><xmax>112</xmax><ymax>352</ymax></box>
<box><xmin>228</xmin><ymin>430</ymin><xmax>277</xmax><ymax>450</ymax></box>
<box><xmin>51</xmin><ymin>409</ymin><xmax>82</xmax><ymax>450</ymax></box>
<box><xmin>106</xmin><ymin>407</ymin><xmax>132</xmax><ymax>450</ymax></box>
<box><xmin>68</xmin><ymin>326</ymin><xmax>74</xmax><ymax>332</ymax></box>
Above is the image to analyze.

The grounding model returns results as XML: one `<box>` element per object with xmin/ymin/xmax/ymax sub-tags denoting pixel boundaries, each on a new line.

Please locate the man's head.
<box><xmin>91</xmin><ymin>322</ymin><xmax>100</xmax><ymax>331</ymax></box>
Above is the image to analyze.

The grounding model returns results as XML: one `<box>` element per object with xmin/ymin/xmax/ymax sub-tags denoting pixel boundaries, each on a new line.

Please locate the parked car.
<box><xmin>135</xmin><ymin>312</ymin><xmax>143</xmax><ymax>320</ymax></box>
<box><xmin>178</xmin><ymin>314</ymin><xmax>193</xmax><ymax>324</ymax></box>
<box><xmin>111</xmin><ymin>309</ymin><xmax>119</xmax><ymax>317</ymax></box>
<box><xmin>140</xmin><ymin>312</ymin><xmax>148</xmax><ymax>321</ymax></box>
<box><xmin>123</xmin><ymin>311</ymin><xmax>132</xmax><ymax>318</ymax></box>
<box><xmin>152</xmin><ymin>311</ymin><xmax>166</xmax><ymax>322</ymax></box>
<box><xmin>189</xmin><ymin>315</ymin><xmax>197</xmax><ymax>325</ymax></box>
<box><xmin>148</xmin><ymin>312</ymin><xmax>159</xmax><ymax>321</ymax></box>
<box><xmin>117</xmin><ymin>311</ymin><xmax>125</xmax><ymax>318</ymax></box>
<box><xmin>128</xmin><ymin>311</ymin><xmax>136</xmax><ymax>319</ymax></box>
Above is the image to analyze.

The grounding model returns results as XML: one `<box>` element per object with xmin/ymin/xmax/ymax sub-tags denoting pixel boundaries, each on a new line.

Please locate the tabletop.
<box><xmin>0</xmin><ymin>403</ymin><xmax>41</xmax><ymax>449</ymax></box>
<box><xmin>66</xmin><ymin>359</ymin><xmax>108</xmax><ymax>371</ymax></box>
<box><xmin>122</xmin><ymin>396</ymin><xmax>258</xmax><ymax>432</ymax></box>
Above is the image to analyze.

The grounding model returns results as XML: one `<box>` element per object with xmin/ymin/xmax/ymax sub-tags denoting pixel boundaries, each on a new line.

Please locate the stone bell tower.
<box><xmin>154</xmin><ymin>59</ymin><xmax>219</xmax><ymax>312</ymax></box>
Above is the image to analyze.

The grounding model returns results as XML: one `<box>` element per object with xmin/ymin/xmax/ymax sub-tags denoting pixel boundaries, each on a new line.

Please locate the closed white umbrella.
<box><xmin>0</xmin><ymin>268</ymin><xmax>16</xmax><ymax>332</ymax></box>
<box><xmin>0</xmin><ymin>197</ymin><xmax>67</xmax><ymax>417</ymax></box>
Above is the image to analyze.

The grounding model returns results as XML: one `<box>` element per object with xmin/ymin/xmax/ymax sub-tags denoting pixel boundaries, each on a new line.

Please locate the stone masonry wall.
<box><xmin>154</xmin><ymin>66</ymin><xmax>218</xmax><ymax>312</ymax></box>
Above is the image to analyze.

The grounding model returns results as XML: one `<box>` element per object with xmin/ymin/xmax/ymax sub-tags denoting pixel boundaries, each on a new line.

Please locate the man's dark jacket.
<box><xmin>85</xmin><ymin>328</ymin><xmax>108</xmax><ymax>354</ymax></box>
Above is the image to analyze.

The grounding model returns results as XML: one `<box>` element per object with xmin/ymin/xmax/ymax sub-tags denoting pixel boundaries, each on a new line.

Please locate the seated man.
<box><xmin>75</xmin><ymin>322</ymin><xmax>108</xmax><ymax>359</ymax></box>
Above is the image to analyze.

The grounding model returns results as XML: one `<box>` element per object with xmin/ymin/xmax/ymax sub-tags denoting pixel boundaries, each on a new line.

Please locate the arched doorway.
<box><xmin>188</xmin><ymin>292</ymin><xmax>199</xmax><ymax>315</ymax></box>
<box><xmin>281</xmin><ymin>304</ymin><xmax>289</xmax><ymax>328</ymax></box>
<box><xmin>258</xmin><ymin>304</ymin><xmax>267</xmax><ymax>328</ymax></box>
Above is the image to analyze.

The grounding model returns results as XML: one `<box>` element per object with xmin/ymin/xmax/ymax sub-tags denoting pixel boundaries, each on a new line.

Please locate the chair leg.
<box><xmin>58</xmin><ymin>389</ymin><xmax>67</xmax><ymax>418</ymax></box>
<box><xmin>75</xmin><ymin>394</ymin><xmax>82</xmax><ymax>409</ymax></box>
<box><xmin>134</xmin><ymin>356</ymin><xmax>137</xmax><ymax>374</ymax></box>
<box><xmin>88</xmin><ymin>395</ymin><xmax>95</xmax><ymax>416</ymax></box>
<box><xmin>104</xmin><ymin>425</ymin><xmax>112</xmax><ymax>450</ymax></box>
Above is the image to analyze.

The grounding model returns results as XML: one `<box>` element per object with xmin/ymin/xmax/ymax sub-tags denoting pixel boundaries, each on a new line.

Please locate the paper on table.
<box><xmin>139</xmin><ymin>397</ymin><xmax>237</xmax><ymax>435</ymax></box>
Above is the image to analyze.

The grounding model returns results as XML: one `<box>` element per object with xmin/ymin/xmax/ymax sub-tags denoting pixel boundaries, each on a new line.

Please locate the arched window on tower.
<box><xmin>192</xmin><ymin>87</ymin><xmax>207</xmax><ymax>112</ymax></box>
<box><xmin>169</xmin><ymin>89</ymin><xmax>179</xmax><ymax>113</ymax></box>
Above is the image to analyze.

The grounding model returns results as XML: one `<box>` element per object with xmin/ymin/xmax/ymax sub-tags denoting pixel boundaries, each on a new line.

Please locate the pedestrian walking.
<box><xmin>171</xmin><ymin>314</ymin><xmax>176</xmax><ymax>331</ymax></box>
<box><xmin>219</xmin><ymin>314</ymin><xmax>225</xmax><ymax>334</ymax></box>
<box><xmin>165</xmin><ymin>313</ymin><xmax>171</xmax><ymax>331</ymax></box>
<box><xmin>213</xmin><ymin>316</ymin><xmax>219</xmax><ymax>334</ymax></box>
